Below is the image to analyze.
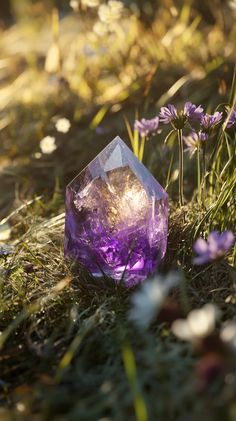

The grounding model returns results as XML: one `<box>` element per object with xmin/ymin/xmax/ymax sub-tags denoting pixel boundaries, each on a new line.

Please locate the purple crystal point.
<box><xmin>65</xmin><ymin>136</ymin><xmax>168</xmax><ymax>287</ymax></box>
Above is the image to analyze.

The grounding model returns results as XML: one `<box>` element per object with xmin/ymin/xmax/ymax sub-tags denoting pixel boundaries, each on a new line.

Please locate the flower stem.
<box><xmin>139</xmin><ymin>136</ymin><xmax>146</xmax><ymax>162</ymax></box>
<box><xmin>202</xmin><ymin>144</ymin><xmax>206</xmax><ymax>205</ymax></box>
<box><xmin>225</xmin><ymin>134</ymin><xmax>232</xmax><ymax>160</ymax></box>
<box><xmin>165</xmin><ymin>149</ymin><xmax>175</xmax><ymax>190</ymax></box>
<box><xmin>133</xmin><ymin>129</ymin><xmax>139</xmax><ymax>158</ymax></box>
<box><xmin>209</xmin><ymin>161</ymin><xmax>215</xmax><ymax>205</ymax></box>
<box><xmin>197</xmin><ymin>145</ymin><xmax>201</xmax><ymax>204</ymax></box>
<box><xmin>177</xmin><ymin>129</ymin><xmax>184</xmax><ymax>206</ymax></box>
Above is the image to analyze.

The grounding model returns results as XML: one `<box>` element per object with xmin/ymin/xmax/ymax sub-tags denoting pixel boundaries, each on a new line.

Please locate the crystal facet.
<box><xmin>64</xmin><ymin>136</ymin><xmax>168</xmax><ymax>287</ymax></box>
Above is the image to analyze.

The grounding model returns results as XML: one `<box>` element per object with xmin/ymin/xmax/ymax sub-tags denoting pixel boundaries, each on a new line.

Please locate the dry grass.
<box><xmin>0</xmin><ymin>1</ymin><xmax>236</xmax><ymax>419</ymax></box>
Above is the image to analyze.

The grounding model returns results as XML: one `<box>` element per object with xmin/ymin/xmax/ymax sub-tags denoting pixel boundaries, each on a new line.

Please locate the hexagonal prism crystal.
<box><xmin>65</xmin><ymin>136</ymin><xmax>168</xmax><ymax>287</ymax></box>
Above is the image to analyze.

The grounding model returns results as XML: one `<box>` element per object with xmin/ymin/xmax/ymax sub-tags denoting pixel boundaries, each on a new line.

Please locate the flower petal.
<box><xmin>172</xmin><ymin>319</ymin><xmax>193</xmax><ymax>341</ymax></box>
<box><xmin>193</xmin><ymin>238</ymin><xmax>208</xmax><ymax>254</ymax></box>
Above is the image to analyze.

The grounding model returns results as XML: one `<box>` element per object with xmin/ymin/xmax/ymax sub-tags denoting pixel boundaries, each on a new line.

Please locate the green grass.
<box><xmin>0</xmin><ymin>199</ymin><xmax>235</xmax><ymax>420</ymax></box>
<box><xmin>0</xmin><ymin>1</ymin><xmax>236</xmax><ymax>420</ymax></box>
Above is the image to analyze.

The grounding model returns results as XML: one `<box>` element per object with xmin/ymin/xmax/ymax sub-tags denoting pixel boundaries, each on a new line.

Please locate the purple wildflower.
<box><xmin>134</xmin><ymin>117</ymin><xmax>159</xmax><ymax>138</ymax></box>
<box><xmin>159</xmin><ymin>104</ymin><xmax>178</xmax><ymax>125</ymax></box>
<box><xmin>226</xmin><ymin>109</ymin><xmax>236</xmax><ymax>128</ymax></box>
<box><xmin>159</xmin><ymin>102</ymin><xmax>204</xmax><ymax>129</ymax></box>
<box><xmin>184</xmin><ymin>102</ymin><xmax>204</xmax><ymax>122</ymax></box>
<box><xmin>201</xmin><ymin>112</ymin><xmax>223</xmax><ymax>133</ymax></box>
<box><xmin>96</xmin><ymin>126</ymin><xmax>106</xmax><ymax>135</ymax></box>
<box><xmin>193</xmin><ymin>230</ymin><xmax>235</xmax><ymax>265</ymax></box>
<box><xmin>184</xmin><ymin>131</ymin><xmax>208</xmax><ymax>156</ymax></box>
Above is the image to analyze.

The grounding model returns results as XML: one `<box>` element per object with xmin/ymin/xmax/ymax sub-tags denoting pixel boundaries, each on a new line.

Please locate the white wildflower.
<box><xmin>16</xmin><ymin>402</ymin><xmax>25</xmax><ymax>413</ymax></box>
<box><xmin>109</xmin><ymin>0</ymin><xmax>123</xmax><ymax>11</ymax></box>
<box><xmin>40</xmin><ymin>136</ymin><xmax>57</xmax><ymax>154</ymax></box>
<box><xmin>220</xmin><ymin>320</ymin><xmax>236</xmax><ymax>352</ymax></box>
<box><xmin>34</xmin><ymin>152</ymin><xmax>42</xmax><ymax>159</ymax></box>
<box><xmin>98</xmin><ymin>0</ymin><xmax>123</xmax><ymax>24</ymax></box>
<box><xmin>172</xmin><ymin>304</ymin><xmax>220</xmax><ymax>342</ymax></box>
<box><xmin>129</xmin><ymin>272</ymin><xmax>180</xmax><ymax>329</ymax></box>
<box><xmin>70</xmin><ymin>0</ymin><xmax>79</xmax><ymax>11</ymax></box>
<box><xmin>81</xmin><ymin>0</ymin><xmax>100</xmax><ymax>7</ymax></box>
<box><xmin>55</xmin><ymin>118</ymin><xmax>71</xmax><ymax>133</ymax></box>
<box><xmin>93</xmin><ymin>21</ymin><xmax>108</xmax><ymax>36</ymax></box>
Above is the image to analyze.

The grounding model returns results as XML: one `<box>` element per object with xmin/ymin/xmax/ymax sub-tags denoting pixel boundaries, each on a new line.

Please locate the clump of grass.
<box><xmin>0</xmin><ymin>1</ymin><xmax>236</xmax><ymax>420</ymax></box>
<box><xmin>0</xmin><ymin>192</ymin><xmax>235</xmax><ymax>419</ymax></box>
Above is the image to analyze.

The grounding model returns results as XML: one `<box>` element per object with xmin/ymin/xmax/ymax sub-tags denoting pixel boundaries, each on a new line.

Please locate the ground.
<box><xmin>0</xmin><ymin>1</ymin><xmax>236</xmax><ymax>420</ymax></box>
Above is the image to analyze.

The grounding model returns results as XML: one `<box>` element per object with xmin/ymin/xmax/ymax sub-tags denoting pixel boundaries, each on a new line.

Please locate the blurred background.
<box><xmin>0</xmin><ymin>0</ymin><xmax>235</xmax><ymax>217</ymax></box>
<box><xmin>0</xmin><ymin>3</ymin><xmax>236</xmax><ymax>418</ymax></box>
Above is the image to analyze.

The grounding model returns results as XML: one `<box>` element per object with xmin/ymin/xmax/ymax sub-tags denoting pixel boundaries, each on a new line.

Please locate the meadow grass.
<box><xmin>0</xmin><ymin>1</ymin><xmax>236</xmax><ymax>420</ymax></box>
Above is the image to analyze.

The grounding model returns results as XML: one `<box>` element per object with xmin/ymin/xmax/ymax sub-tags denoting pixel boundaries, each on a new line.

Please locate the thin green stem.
<box><xmin>225</xmin><ymin>134</ymin><xmax>232</xmax><ymax>160</ymax></box>
<box><xmin>165</xmin><ymin>149</ymin><xmax>175</xmax><ymax>189</ymax></box>
<box><xmin>229</xmin><ymin>65</ymin><xmax>236</xmax><ymax>107</ymax></box>
<box><xmin>139</xmin><ymin>136</ymin><xmax>146</xmax><ymax>162</ymax></box>
<box><xmin>177</xmin><ymin>129</ymin><xmax>184</xmax><ymax>206</ymax></box>
<box><xmin>197</xmin><ymin>145</ymin><xmax>201</xmax><ymax>204</ymax></box>
<box><xmin>133</xmin><ymin>129</ymin><xmax>139</xmax><ymax>158</ymax></box>
<box><xmin>209</xmin><ymin>136</ymin><xmax>223</xmax><ymax>203</ymax></box>
<box><xmin>202</xmin><ymin>144</ymin><xmax>206</xmax><ymax>205</ymax></box>
<box><xmin>122</xmin><ymin>342</ymin><xmax>148</xmax><ymax>421</ymax></box>
<box><xmin>209</xmin><ymin>160</ymin><xmax>216</xmax><ymax>205</ymax></box>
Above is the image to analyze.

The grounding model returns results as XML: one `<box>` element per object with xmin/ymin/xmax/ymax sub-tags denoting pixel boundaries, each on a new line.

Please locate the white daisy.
<box><xmin>172</xmin><ymin>304</ymin><xmax>220</xmax><ymax>342</ymax></box>
<box><xmin>220</xmin><ymin>320</ymin><xmax>236</xmax><ymax>352</ymax></box>
<box><xmin>55</xmin><ymin>118</ymin><xmax>71</xmax><ymax>133</ymax></box>
<box><xmin>98</xmin><ymin>1</ymin><xmax>123</xmax><ymax>24</ymax></box>
<box><xmin>40</xmin><ymin>136</ymin><xmax>57</xmax><ymax>154</ymax></box>
<box><xmin>93</xmin><ymin>21</ymin><xmax>108</xmax><ymax>36</ymax></box>
<box><xmin>70</xmin><ymin>0</ymin><xmax>79</xmax><ymax>11</ymax></box>
<box><xmin>129</xmin><ymin>272</ymin><xmax>180</xmax><ymax>329</ymax></box>
<box><xmin>82</xmin><ymin>0</ymin><xmax>100</xmax><ymax>7</ymax></box>
<box><xmin>34</xmin><ymin>152</ymin><xmax>42</xmax><ymax>159</ymax></box>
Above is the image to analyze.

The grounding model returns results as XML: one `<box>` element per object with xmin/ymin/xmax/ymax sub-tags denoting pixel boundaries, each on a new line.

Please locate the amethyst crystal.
<box><xmin>65</xmin><ymin>137</ymin><xmax>168</xmax><ymax>286</ymax></box>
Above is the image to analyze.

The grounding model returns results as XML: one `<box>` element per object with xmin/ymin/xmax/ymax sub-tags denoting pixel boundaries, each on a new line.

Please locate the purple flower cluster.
<box><xmin>184</xmin><ymin>102</ymin><xmax>204</xmax><ymax>122</ymax></box>
<box><xmin>183</xmin><ymin>131</ymin><xmax>208</xmax><ymax>156</ymax></box>
<box><xmin>134</xmin><ymin>102</ymin><xmax>235</xmax><ymax>140</ymax></box>
<box><xmin>159</xmin><ymin>102</ymin><xmax>204</xmax><ymax>129</ymax></box>
<box><xmin>159</xmin><ymin>104</ymin><xmax>178</xmax><ymax>124</ymax></box>
<box><xmin>226</xmin><ymin>109</ymin><xmax>236</xmax><ymax>128</ymax></box>
<box><xmin>134</xmin><ymin>117</ymin><xmax>159</xmax><ymax>138</ymax></box>
<box><xmin>193</xmin><ymin>230</ymin><xmax>235</xmax><ymax>265</ymax></box>
<box><xmin>200</xmin><ymin>112</ymin><xmax>223</xmax><ymax>133</ymax></box>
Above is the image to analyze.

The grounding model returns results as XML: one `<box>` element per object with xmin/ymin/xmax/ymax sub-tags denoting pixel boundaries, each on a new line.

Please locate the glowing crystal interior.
<box><xmin>65</xmin><ymin>136</ymin><xmax>168</xmax><ymax>286</ymax></box>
